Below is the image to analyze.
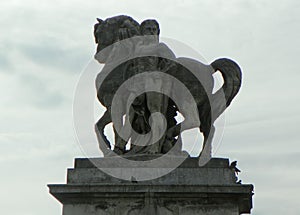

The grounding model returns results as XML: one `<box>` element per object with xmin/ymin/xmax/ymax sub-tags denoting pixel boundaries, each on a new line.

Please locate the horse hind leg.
<box><xmin>198</xmin><ymin>125</ymin><xmax>215</xmax><ymax>165</ymax></box>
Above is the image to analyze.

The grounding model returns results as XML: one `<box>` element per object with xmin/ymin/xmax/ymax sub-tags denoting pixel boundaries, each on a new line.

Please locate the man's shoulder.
<box><xmin>157</xmin><ymin>42</ymin><xmax>176</xmax><ymax>58</ymax></box>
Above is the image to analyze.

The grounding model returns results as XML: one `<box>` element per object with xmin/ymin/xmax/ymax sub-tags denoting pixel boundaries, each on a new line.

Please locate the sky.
<box><xmin>0</xmin><ymin>0</ymin><xmax>300</xmax><ymax>214</ymax></box>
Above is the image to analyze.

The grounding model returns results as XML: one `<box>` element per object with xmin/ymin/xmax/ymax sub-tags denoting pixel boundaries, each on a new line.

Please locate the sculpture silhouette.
<box><xmin>93</xmin><ymin>15</ymin><xmax>242</xmax><ymax>157</ymax></box>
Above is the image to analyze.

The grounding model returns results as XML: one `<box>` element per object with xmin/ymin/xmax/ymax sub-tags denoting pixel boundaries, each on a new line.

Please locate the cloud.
<box><xmin>0</xmin><ymin>0</ymin><xmax>299</xmax><ymax>215</ymax></box>
<box><xmin>0</xmin><ymin>53</ymin><xmax>10</xmax><ymax>71</ymax></box>
<box><xmin>16</xmin><ymin>71</ymin><xmax>66</xmax><ymax>108</ymax></box>
<box><xmin>17</xmin><ymin>41</ymin><xmax>89</xmax><ymax>73</ymax></box>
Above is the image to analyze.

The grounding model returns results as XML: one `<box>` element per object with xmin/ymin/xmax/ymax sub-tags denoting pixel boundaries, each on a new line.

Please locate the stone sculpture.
<box><xmin>94</xmin><ymin>15</ymin><xmax>242</xmax><ymax>158</ymax></box>
<box><xmin>48</xmin><ymin>17</ymin><xmax>253</xmax><ymax>215</ymax></box>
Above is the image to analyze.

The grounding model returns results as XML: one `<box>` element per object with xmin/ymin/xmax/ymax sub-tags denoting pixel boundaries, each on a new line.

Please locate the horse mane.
<box><xmin>94</xmin><ymin>15</ymin><xmax>141</xmax><ymax>48</ymax></box>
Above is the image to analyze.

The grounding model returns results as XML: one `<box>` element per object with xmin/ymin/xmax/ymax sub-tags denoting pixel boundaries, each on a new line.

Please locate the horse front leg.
<box><xmin>95</xmin><ymin>108</ymin><xmax>112</xmax><ymax>155</ymax></box>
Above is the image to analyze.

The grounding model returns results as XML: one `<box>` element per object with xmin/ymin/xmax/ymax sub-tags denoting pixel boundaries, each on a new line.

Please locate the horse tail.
<box><xmin>210</xmin><ymin>58</ymin><xmax>242</xmax><ymax>119</ymax></box>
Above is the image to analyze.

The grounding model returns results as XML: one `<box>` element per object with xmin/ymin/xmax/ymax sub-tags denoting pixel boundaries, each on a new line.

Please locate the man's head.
<box><xmin>140</xmin><ymin>19</ymin><xmax>160</xmax><ymax>36</ymax></box>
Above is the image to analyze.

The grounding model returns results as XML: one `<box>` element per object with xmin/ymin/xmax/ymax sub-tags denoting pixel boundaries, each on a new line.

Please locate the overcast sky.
<box><xmin>0</xmin><ymin>0</ymin><xmax>300</xmax><ymax>214</ymax></box>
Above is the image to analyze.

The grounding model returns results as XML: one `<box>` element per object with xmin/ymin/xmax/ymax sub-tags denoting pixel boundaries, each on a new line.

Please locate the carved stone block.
<box><xmin>48</xmin><ymin>157</ymin><xmax>253</xmax><ymax>215</ymax></box>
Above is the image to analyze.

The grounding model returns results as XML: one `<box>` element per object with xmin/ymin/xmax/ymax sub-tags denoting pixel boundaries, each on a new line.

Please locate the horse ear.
<box><xmin>94</xmin><ymin>18</ymin><xmax>103</xmax><ymax>44</ymax></box>
<box><xmin>96</xmin><ymin>18</ymin><xmax>103</xmax><ymax>24</ymax></box>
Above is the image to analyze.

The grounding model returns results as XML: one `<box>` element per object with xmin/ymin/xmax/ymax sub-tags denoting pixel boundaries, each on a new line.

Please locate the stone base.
<box><xmin>48</xmin><ymin>157</ymin><xmax>253</xmax><ymax>215</ymax></box>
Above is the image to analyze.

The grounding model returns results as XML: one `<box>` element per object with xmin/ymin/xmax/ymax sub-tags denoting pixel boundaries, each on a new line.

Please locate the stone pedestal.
<box><xmin>48</xmin><ymin>157</ymin><xmax>253</xmax><ymax>215</ymax></box>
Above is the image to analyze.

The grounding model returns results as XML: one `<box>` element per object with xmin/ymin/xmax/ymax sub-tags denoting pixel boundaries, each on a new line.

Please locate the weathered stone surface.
<box><xmin>93</xmin><ymin>15</ymin><xmax>243</xmax><ymax>158</ymax></box>
<box><xmin>48</xmin><ymin>15</ymin><xmax>252</xmax><ymax>215</ymax></box>
<box><xmin>48</xmin><ymin>157</ymin><xmax>253</xmax><ymax>215</ymax></box>
<box><xmin>66</xmin><ymin>157</ymin><xmax>235</xmax><ymax>185</ymax></box>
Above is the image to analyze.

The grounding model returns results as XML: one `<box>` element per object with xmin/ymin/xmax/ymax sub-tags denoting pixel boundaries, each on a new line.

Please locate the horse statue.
<box><xmin>93</xmin><ymin>15</ymin><xmax>242</xmax><ymax>159</ymax></box>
